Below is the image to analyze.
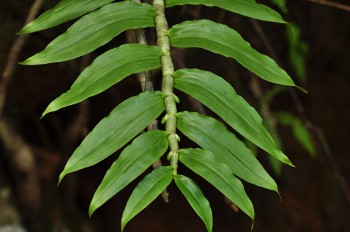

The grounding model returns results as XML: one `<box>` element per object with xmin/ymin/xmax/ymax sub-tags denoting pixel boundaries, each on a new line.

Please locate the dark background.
<box><xmin>0</xmin><ymin>0</ymin><xmax>349</xmax><ymax>231</ymax></box>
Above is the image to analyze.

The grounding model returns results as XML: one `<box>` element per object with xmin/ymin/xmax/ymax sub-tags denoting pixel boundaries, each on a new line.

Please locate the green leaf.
<box><xmin>292</xmin><ymin>119</ymin><xmax>315</xmax><ymax>157</ymax></box>
<box><xmin>21</xmin><ymin>1</ymin><xmax>156</xmax><ymax>64</ymax></box>
<box><xmin>42</xmin><ymin>44</ymin><xmax>162</xmax><ymax>116</ymax></box>
<box><xmin>175</xmin><ymin>175</ymin><xmax>213</xmax><ymax>232</ymax></box>
<box><xmin>278</xmin><ymin>112</ymin><xmax>315</xmax><ymax>158</ymax></box>
<box><xmin>179</xmin><ymin>148</ymin><xmax>254</xmax><ymax>220</ymax></box>
<box><xmin>121</xmin><ymin>166</ymin><xmax>173</xmax><ymax>231</ymax></box>
<box><xmin>174</xmin><ymin>69</ymin><xmax>293</xmax><ymax>166</ymax></box>
<box><xmin>270</xmin><ymin>0</ymin><xmax>288</xmax><ymax>14</ymax></box>
<box><xmin>169</xmin><ymin>20</ymin><xmax>295</xmax><ymax>86</ymax></box>
<box><xmin>18</xmin><ymin>0</ymin><xmax>115</xmax><ymax>34</ymax></box>
<box><xmin>59</xmin><ymin>91</ymin><xmax>165</xmax><ymax>182</ymax></box>
<box><xmin>166</xmin><ymin>0</ymin><xmax>285</xmax><ymax>23</ymax></box>
<box><xmin>176</xmin><ymin>111</ymin><xmax>278</xmax><ymax>191</ymax></box>
<box><xmin>89</xmin><ymin>130</ymin><xmax>169</xmax><ymax>216</ymax></box>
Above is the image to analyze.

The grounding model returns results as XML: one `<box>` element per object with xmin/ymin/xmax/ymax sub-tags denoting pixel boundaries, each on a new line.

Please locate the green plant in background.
<box><xmin>20</xmin><ymin>0</ymin><xmax>298</xmax><ymax>231</ymax></box>
<box><xmin>257</xmin><ymin>0</ymin><xmax>314</xmax><ymax>175</ymax></box>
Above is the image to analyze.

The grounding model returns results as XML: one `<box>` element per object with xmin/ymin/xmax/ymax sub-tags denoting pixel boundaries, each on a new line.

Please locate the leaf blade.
<box><xmin>175</xmin><ymin>175</ymin><xmax>213</xmax><ymax>232</ymax></box>
<box><xmin>121</xmin><ymin>166</ymin><xmax>173</xmax><ymax>231</ymax></box>
<box><xmin>89</xmin><ymin>130</ymin><xmax>169</xmax><ymax>215</ymax></box>
<box><xmin>19</xmin><ymin>0</ymin><xmax>115</xmax><ymax>34</ymax></box>
<box><xmin>22</xmin><ymin>1</ymin><xmax>156</xmax><ymax>64</ymax></box>
<box><xmin>59</xmin><ymin>91</ymin><xmax>165</xmax><ymax>182</ymax></box>
<box><xmin>169</xmin><ymin>20</ymin><xmax>295</xmax><ymax>86</ymax></box>
<box><xmin>174</xmin><ymin>69</ymin><xmax>292</xmax><ymax>166</ymax></box>
<box><xmin>179</xmin><ymin>148</ymin><xmax>254</xmax><ymax>220</ymax></box>
<box><xmin>177</xmin><ymin>111</ymin><xmax>278</xmax><ymax>191</ymax></box>
<box><xmin>42</xmin><ymin>44</ymin><xmax>162</xmax><ymax>116</ymax></box>
<box><xmin>166</xmin><ymin>0</ymin><xmax>285</xmax><ymax>23</ymax></box>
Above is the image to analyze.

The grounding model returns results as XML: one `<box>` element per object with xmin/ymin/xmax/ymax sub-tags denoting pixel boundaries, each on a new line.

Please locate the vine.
<box><xmin>154</xmin><ymin>0</ymin><xmax>179</xmax><ymax>175</ymax></box>
<box><xmin>19</xmin><ymin>0</ymin><xmax>300</xmax><ymax>231</ymax></box>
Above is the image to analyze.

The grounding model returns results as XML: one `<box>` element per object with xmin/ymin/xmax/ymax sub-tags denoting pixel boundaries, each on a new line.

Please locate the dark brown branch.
<box><xmin>308</xmin><ymin>0</ymin><xmax>350</xmax><ymax>12</ymax></box>
<box><xmin>0</xmin><ymin>0</ymin><xmax>45</xmax><ymax>230</ymax></box>
<box><xmin>250</xmin><ymin>19</ymin><xmax>350</xmax><ymax>205</ymax></box>
<box><xmin>0</xmin><ymin>0</ymin><xmax>45</xmax><ymax>117</ymax></box>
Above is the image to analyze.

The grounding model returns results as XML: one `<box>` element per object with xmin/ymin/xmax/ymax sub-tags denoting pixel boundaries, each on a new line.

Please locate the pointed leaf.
<box><xmin>89</xmin><ymin>130</ymin><xmax>169</xmax><ymax>215</ymax></box>
<box><xmin>177</xmin><ymin>111</ymin><xmax>278</xmax><ymax>191</ymax></box>
<box><xmin>19</xmin><ymin>0</ymin><xmax>115</xmax><ymax>34</ymax></box>
<box><xmin>174</xmin><ymin>69</ymin><xmax>292</xmax><ymax>166</ymax></box>
<box><xmin>59</xmin><ymin>91</ymin><xmax>165</xmax><ymax>182</ymax></box>
<box><xmin>42</xmin><ymin>44</ymin><xmax>162</xmax><ymax>116</ymax></box>
<box><xmin>121</xmin><ymin>166</ymin><xmax>173</xmax><ymax>231</ymax></box>
<box><xmin>179</xmin><ymin>148</ymin><xmax>254</xmax><ymax>220</ymax></box>
<box><xmin>166</xmin><ymin>0</ymin><xmax>285</xmax><ymax>23</ymax></box>
<box><xmin>175</xmin><ymin>175</ymin><xmax>213</xmax><ymax>232</ymax></box>
<box><xmin>22</xmin><ymin>1</ymin><xmax>156</xmax><ymax>64</ymax></box>
<box><xmin>169</xmin><ymin>20</ymin><xmax>295</xmax><ymax>86</ymax></box>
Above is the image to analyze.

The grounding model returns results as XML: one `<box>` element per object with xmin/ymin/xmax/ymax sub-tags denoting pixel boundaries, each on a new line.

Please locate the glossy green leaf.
<box><xmin>174</xmin><ymin>69</ymin><xmax>293</xmax><ymax>166</ymax></box>
<box><xmin>166</xmin><ymin>0</ymin><xmax>285</xmax><ymax>23</ymax></box>
<box><xmin>59</xmin><ymin>91</ymin><xmax>165</xmax><ymax>182</ymax></box>
<box><xmin>21</xmin><ymin>1</ymin><xmax>156</xmax><ymax>64</ymax></box>
<box><xmin>179</xmin><ymin>148</ymin><xmax>254</xmax><ymax>220</ymax></box>
<box><xmin>89</xmin><ymin>130</ymin><xmax>169</xmax><ymax>215</ymax></box>
<box><xmin>175</xmin><ymin>175</ymin><xmax>213</xmax><ymax>232</ymax></box>
<box><xmin>176</xmin><ymin>111</ymin><xmax>278</xmax><ymax>191</ymax></box>
<box><xmin>121</xmin><ymin>166</ymin><xmax>173</xmax><ymax>231</ymax></box>
<box><xmin>42</xmin><ymin>44</ymin><xmax>162</xmax><ymax>116</ymax></box>
<box><xmin>169</xmin><ymin>20</ymin><xmax>295</xmax><ymax>86</ymax></box>
<box><xmin>18</xmin><ymin>0</ymin><xmax>115</xmax><ymax>34</ymax></box>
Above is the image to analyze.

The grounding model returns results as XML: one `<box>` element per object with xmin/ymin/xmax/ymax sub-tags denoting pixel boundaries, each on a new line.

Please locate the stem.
<box><xmin>153</xmin><ymin>0</ymin><xmax>179</xmax><ymax>175</ymax></box>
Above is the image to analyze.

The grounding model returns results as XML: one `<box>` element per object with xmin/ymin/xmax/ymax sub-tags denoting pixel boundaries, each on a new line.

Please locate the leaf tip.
<box><xmin>16</xmin><ymin>28</ymin><xmax>27</xmax><ymax>35</ymax></box>
<box><xmin>250</xmin><ymin>220</ymin><xmax>255</xmax><ymax>231</ymax></box>
<box><xmin>296</xmin><ymin>85</ymin><xmax>308</xmax><ymax>94</ymax></box>
<box><xmin>58</xmin><ymin>172</ymin><xmax>66</xmax><ymax>184</ymax></box>
<box><xmin>88</xmin><ymin>205</ymin><xmax>95</xmax><ymax>218</ymax></box>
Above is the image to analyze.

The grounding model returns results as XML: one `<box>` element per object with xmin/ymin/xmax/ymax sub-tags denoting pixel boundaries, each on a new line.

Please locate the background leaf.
<box><xmin>169</xmin><ymin>20</ymin><xmax>295</xmax><ymax>86</ymax></box>
<box><xmin>278</xmin><ymin>112</ymin><xmax>316</xmax><ymax>157</ymax></box>
<box><xmin>19</xmin><ymin>0</ymin><xmax>115</xmax><ymax>33</ymax></box>
<box><xmin>175</xmin><ymin>175</ymin><xmax>213</xmax><ymax>232</ymax></box>
<box><xmin>89</xmin><ymin>130</ymin><xmax>169</xmax><ymax>215</ymax></box>
<box><xmin>121</xmin><ymin>166</ymin><xmax>173</xmax><ymax>231</ymax></box>
<box><xmin>42</xmin><ymin>44</ymin><xmax>162</xmax><ymax>116</ymax></box>
<box><xmin>21</xmin><ymin>1</ymin><xmax>156</xmax><ymax>64</ymax></box>
<box><xmin>166</xmin><ymin>0</ymin><xmax>285</xmax><ymax>23</ymax></box>
<box><xmin>174</xmin><ymin>69</ymin><xmax>293</xmax><ymax>166</ymax></box>
<box><xmin>59</xmin><ymin>91</ymin><xmax>165</xmax><ymax>182</ymax></box>
<box><xmin>179</xmin><ymin>148</ymin><xmax>254</xmax><ymax>220</ymax></box>
<box><xmin>176</xmin><ymin>111</ymin><xmax>278</xmax><ymax>191</ymax></box>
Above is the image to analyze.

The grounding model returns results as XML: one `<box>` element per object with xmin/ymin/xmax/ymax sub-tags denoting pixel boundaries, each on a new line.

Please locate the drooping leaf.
<box><xmin>59</xmin><ymin>91</ymin><xmax>165</xmax><ymax>182</ymax></box>
<box><xmin>270</xmin><ymin>0</ymin><xmax>288</xmax><ymax>14</ymax></box>
<box><xmin>18</xmin><ymin>0</ymin><xmax>115</xmax><ymax>34</ymax></box>
<box><xmin>121</xmin><ymin>166</ymin><xmax>173</xmax><ymax>231</ymax></box>
<box><xmin>278</xmin><ymin>112</ymin><xmax>315</xmax><ymax>157</ymax></box>
<box><xmin>292</xmin><ymin>119</ymin><xmax>315</xmax><ymax>157</ymax></box>
<box><xmin>42</xmin><ymin>44</ymin><xmax>163</xmax><ymax>116</ymax></box>
<box><xmin>176</xmin><ymin>111</ymin><xmax>278</xmax><ymax>191</ymax></box>
<box><xmin>169</xmin><ymin>20</ymin><xmax>295</xmax><ymax>86</ymax></box>
<box><xmin>174</xmin><ymin>69</ymin><xmax>293</xmax><ymax>166</ymax></box>
<box><xmin>175</xmin><ymin>175</ymin><xmax>213</xmax><ymax>232</ymax></box>
<box><xmin>89</xmin><ymin>130</ymin><xmax>169</xmax><ymax>216</ymax></box>
<box><xmin>287</xmin><ymin>23</ymin><xmax>308</xmax><ymax>83</ymax></box>
<box><xmin>166</xmin><ymin>0</ymin><xmax>285</xmax><ymax>23</ymax></box>
<box><xmin>21</xmin><ymin>1</ymin><xmax>156</xmax><ymax>64</ymax></box>
<box><xmin>179</xmin><ymin>148</ymin><xmax>254</xmax><ymax>220</ymax></box>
